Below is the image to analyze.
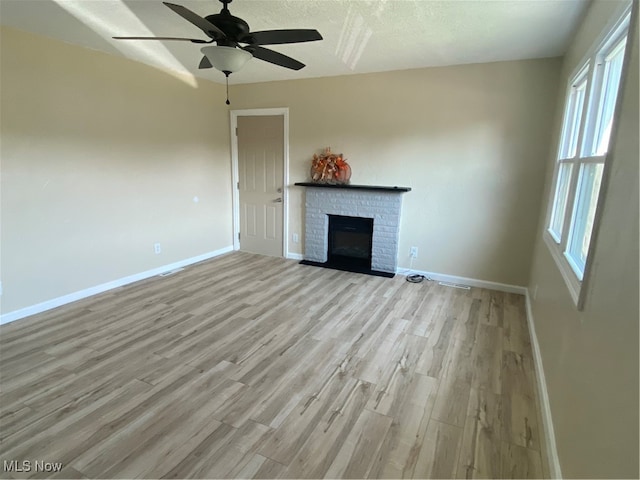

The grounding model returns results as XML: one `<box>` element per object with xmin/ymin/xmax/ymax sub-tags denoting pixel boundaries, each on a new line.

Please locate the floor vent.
<box><xmin>158</xmin><ymin>268</ymin><xmax>184</xmax><ymax>277</ymax></box>
<box><xmin>438</xmin><ymin>281</ymin><xmax>471</xmax><ymax>290</ymax></box>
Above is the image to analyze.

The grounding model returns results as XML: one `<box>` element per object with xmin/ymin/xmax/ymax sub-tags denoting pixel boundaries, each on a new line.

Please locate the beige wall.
<box><xmin>0</xmin><ymin>28</ymin><xmax>562</xmax><ymax>314</ymax></box>
<box><xmin>528</xmin><ymin>1</ymin><xmax>639</xmax><ymax>477</ymax></box>
<box><xmin>231</xmin><ymin>57</ymin><xmax>561</xmax><ymax>286</ymax></box>
<box><xmin>0</xmin><ymin>27</ymin><xmax>233</xmax><ymax>314</ymax></box>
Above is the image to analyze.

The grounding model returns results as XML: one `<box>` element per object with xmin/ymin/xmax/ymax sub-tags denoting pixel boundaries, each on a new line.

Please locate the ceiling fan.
<box><xmin>114</xmin><ymin>0</ymin><xmax>322</xmax><ymax>102</ymax></box>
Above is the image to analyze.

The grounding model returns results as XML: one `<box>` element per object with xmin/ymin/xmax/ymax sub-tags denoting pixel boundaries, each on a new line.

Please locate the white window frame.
<box><xmin>544</xmin><ymin>5</ymin><xmax>632</xmax><ymax>309</ymax></box>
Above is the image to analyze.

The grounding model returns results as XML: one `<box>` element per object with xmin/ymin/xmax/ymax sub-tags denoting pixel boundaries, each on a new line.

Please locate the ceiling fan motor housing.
<box><xmin>205</xmin><ymin>13</ymin><xmax>250</xmax><ymax>44</ymax></box>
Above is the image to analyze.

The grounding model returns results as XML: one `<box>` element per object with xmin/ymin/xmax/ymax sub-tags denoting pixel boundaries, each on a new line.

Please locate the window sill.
<box><xmin>543</xmin><ymin>231</ymin><xmax>582</xmax><ymax>307</ymax></box>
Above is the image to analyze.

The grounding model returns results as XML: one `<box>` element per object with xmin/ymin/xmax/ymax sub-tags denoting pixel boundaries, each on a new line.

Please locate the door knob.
<box><xmin>274</xmin><ymin>198</ymin><xmax>283</xmax><ymax>203</ymax></box>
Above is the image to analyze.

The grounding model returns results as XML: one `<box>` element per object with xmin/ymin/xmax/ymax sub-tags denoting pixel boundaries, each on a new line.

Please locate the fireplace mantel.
<box><xmin>294</xmin><ymin>182</ymin><xmax>411</xmax><ymax>193</ymax></box>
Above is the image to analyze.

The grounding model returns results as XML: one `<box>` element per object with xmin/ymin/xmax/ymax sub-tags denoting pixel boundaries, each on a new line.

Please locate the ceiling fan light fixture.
<box><xmin>200</xmin><ymin>46</ymin><xmax>252</xmax><ymax>73</ymax></box>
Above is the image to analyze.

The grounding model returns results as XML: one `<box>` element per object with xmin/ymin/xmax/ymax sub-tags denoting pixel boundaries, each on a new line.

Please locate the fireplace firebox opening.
<box><xmin>327</xmin><ymin>215</ymin><xmax>373</xmax><ymax>270</ymax></box>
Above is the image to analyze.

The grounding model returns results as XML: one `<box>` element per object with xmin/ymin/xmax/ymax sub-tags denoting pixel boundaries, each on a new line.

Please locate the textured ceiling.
<box><xmin>0</xmin><ymin>0</ymin><xmax>588</xmax><ymax>85</ymax></box>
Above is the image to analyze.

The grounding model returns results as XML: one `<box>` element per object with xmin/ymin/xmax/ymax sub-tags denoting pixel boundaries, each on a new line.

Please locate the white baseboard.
<box><xmin>0</xmin><ymin>246</ymin><xmax>234</xmax><ymax>325</ymax></box>
<box><xmin>286</xmin><ymin>252</ymin><xmax>304</xmax><ymax>260</ymax></box>
<box><xmin>396</xmin><ymin>267</ymin><xmax>527</xmax><ymax>295</ymax></box>
<box><xmin>525</xmin><ymin>291</ymin><xmax>563</xmax><ymax>479</ymax></box>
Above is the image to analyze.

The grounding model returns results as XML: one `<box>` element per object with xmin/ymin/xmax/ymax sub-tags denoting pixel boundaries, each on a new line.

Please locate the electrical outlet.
<box><xmin>410</xmin><ymin>246</ymin><xmax>418</xmax><ymax>258</ymax></box>
<box><xmin>154</xmin><ymin>243</ymin><xmax>162</xmax><ymax>254</ymax></box>
<box><xmin>293</xmin><ymin>233</ymin><xmax>299</xmax><ymax>243</ymax></box>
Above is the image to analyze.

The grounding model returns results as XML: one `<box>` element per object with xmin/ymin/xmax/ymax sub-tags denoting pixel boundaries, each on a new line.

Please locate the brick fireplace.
<box><xmin>295</xmin><ymin>183</ymin><xmax>411</xmax><ymax>277</ymax></box>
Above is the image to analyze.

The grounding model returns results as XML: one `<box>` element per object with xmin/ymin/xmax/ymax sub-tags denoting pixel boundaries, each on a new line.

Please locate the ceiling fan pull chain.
<box><xmin>225</xmin><ymin>71</ymin><xmax>231</xmax><ymax>105</ymax></box>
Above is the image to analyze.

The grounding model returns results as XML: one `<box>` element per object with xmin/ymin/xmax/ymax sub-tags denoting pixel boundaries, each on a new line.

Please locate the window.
<box><xmin>545</xmin><ymin>10</ymin><xmax>630</xmax><ymax>306</ymax></box>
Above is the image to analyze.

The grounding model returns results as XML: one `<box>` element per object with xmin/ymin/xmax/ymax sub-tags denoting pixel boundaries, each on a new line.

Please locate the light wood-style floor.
<box><xmin>0</xmin><ymin>252</ymin><xmax>546</xmax><ymax>479</ymax></box>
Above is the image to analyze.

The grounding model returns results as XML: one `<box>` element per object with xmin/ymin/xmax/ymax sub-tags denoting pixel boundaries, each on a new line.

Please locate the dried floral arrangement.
<box><xmin>310</xmin><ymin>147</ymin><xmax>351</xmax><ymax>184</ymax></box>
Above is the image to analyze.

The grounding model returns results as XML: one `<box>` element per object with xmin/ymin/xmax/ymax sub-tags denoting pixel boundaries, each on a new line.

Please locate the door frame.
<box><xmin>230</xmin><ymin>108</ymin><xmax>289</xmax><ymax>256</ymax></box>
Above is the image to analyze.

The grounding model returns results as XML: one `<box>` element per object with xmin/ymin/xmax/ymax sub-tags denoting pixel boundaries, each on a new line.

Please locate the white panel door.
<box><xmin>237</xmin><ymin>115</ymin><xmax>284</xmax><ymax>257</ymax></box>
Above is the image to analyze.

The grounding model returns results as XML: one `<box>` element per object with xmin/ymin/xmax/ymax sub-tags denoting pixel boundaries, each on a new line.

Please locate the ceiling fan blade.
<box><xmin>243</xmin><ymin>46</ymin><xmax>305</xmax><ymax>70</ymax></box>
<box><xmin>163</xmin><ymin>2</ymin><xmax>227</xmax><ymax>40</ymax></box>
<box><xmin>113</xmin><ymin>36</ymin><xmax>213</xmax><ymax>44</ymax></box>
<box><xmin>243</xmin><ymin>29</ymin><xmax>323</xmax><ymax>45</ymax></box>
<box><xmin>199</xmin><ymin>56</ymin><xmax>213</xmax><ymax>69</ymax></box>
